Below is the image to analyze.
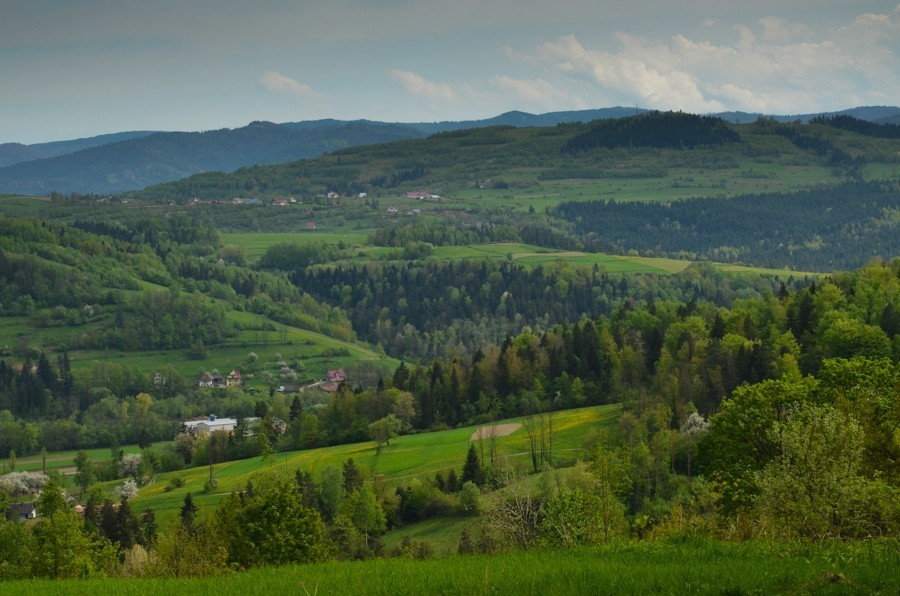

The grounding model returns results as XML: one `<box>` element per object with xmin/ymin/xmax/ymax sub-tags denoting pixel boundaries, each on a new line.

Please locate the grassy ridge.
<box><xmin>4</xmin><ymin>540</ymin><xmax>896</xmax><ymax>594</ymax></box>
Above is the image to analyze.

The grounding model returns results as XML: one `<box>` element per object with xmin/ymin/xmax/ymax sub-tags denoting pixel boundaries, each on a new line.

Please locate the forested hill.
<box><xmin>3</xmin><ymin>106</ymin><xmax>897</xmax><ymax>196</ymax></box>
<box><xmin>554</xmin><ymin>181</ymin><xmax>900</xmax><ymax>272</ymax></box>
<box><xmin>0</xmin><ymin>216</ymin><xmax>355</xmax><ymax>353</ymax></box>
<box><xmin>562</xmin><ymin>112</ymin><xmax>740</xmax><ymax>151</ymax></box>
<box><xmin>0</xmin><ymin>121</ymin><xmax>425</xmax><ymax>195</ymax></box>
<box><xmin>0</xmin><ymin>131</ymin><xmax>156</xmax><ymax>169</ymax></box>
<box><xmin>128</xmin><ymin>112</ymin><xmax>900</xmax><ymax>202</ymax></box>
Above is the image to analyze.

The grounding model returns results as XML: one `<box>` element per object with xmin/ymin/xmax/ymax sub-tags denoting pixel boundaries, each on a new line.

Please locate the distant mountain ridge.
<box><xmin>0</xmin><ymin>130</ymin><xmax>156</xmax><ymax>169</ymax></box>
<box><xmin>1</xmin><ymin>106</ymin><xmax>897</xmax><ymax>195</ymax></box>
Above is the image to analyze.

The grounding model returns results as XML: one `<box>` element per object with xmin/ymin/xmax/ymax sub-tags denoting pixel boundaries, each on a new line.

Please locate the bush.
<box><xmin>164</xmin><ymin>477</ymin><xmax>186</xmax><ymax>492</ymax></box>
<box><xmin>459</xmin><ymin>481</ymin><xmax>481</xmax><ymax>514</ymax></box>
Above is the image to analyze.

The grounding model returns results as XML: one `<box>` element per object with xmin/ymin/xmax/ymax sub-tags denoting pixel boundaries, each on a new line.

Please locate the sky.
<box><xmin>1</xmin><ymin>1</ymin><xmax>898</xmax><ymax>144</ymax></box>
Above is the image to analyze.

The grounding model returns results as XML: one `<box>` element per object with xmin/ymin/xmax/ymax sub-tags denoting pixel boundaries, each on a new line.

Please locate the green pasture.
<box><xmin>382</xmin><ymin>515</ymin><xmax>475</xmax><ymax>555</ymax></box>
<box><xmin>0</xmin><ymin>443</ymin><xmax>150</xmax><ymax>476</ymax></box>
<box><xmin>220</xmin><ymin>231</ymin><xmax>371</xmax><ymax>262</ymax></box>
<box><xmin>6</xmin><ymin>539</ymin><xmax>897</xmax><ymax>595</ymax></box>
<box><xmin>128</xmin><ymin>404</ymin><xmax>621</xmax><ymax>524</ymax></box>
<box><xmin>0</xmin><ymin>195</ymin><xmax>51</xmax><ymax>216</ymax></box>
<box><xmin>449</xmin><ymin>161</ymin><xmax>843</xmax><ymax>209</ymax></box>
<box><xmin>5</xmin><ymin>302</ymin><xmax>392</xmax><ymax>383</ymax></box>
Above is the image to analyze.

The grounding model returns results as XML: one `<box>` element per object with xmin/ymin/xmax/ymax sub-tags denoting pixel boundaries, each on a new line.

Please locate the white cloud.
<box><xmin>534</xmin><ymin>35</ymin><xmax>726</xmax><ymax>113</ymax></box>
<box><xmin>759</xmin><ymin>17</ymin><xmax>813</xmax><ymax>42</ymax></box>
<box><xmin>516</xmin><ymin>5</ymin><xmax>900</xmax><ymax>115</ymax></box>
<box><xmin>388</xmin><ymin>70</ymin><xmax>460</xmax><ymax>103</ymax></box>
<box><xmin>490</xmin><ymin>75</ymin><xmax>587</xmax><ymax>111</ymax></box>
<box><xmin>259</xmin><ymin>71</ymin><xmax>323</xmax><ymax>102</ymax></box>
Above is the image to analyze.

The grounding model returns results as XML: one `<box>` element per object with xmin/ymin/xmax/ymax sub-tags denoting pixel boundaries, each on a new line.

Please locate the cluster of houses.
<box><xmin>197</xmin><ymin>370</ymin><xmax>242</xmax><ymax>389</ymax></box>
<box><xmin>189</xmin><ymin>197</ymin><xmax>300</xmax><ymax>207</ymax></box>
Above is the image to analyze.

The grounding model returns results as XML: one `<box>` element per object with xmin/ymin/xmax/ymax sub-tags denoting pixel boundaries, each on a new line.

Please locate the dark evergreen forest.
<box><xmin>554</xmin><ymin>182</ymin><xmax>900</xmax><ymax>271</ymax></box>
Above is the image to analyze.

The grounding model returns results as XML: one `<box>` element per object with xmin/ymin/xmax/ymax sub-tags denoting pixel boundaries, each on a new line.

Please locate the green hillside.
<box><xmin>127</xmin><ymin>404</ymin><xmax>619</xmax><ymax>524</ymax></box>
<box><xmin>129</xmin><ymin>113</ymin><xmax>899</xmax><ymax>207</ymax></box>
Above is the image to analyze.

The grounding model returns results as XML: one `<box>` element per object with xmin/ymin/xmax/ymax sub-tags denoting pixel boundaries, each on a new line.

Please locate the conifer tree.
<box><xmin>180</xmin><ymin>492</ymin><xmax>197</xmax><ymax>530</ymax></box>
<box><xmin>461</xmin><ymin>444</ymin><xmax>483</xmax><ymax>486</ymax></box>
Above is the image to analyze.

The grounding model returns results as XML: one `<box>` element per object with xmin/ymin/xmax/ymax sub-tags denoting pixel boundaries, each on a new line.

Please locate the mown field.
<box><xmin>4</xmin><ymin>539</ymin><xmax>896</xmax><ymax>595</ymax></box>
<box><xmin>0</xmin><ymin>443</ymin><xmax>148</xmax><ymax>476</ymax></box>
<box><xmin>221</xmin><ymin>233</ymin><xmax>813</xmax><ymax>277</ymax></box>
<box><xmin>128</xmin><ymin>404</ymin><xmax>620</xmax><ymax>525</ymax></box>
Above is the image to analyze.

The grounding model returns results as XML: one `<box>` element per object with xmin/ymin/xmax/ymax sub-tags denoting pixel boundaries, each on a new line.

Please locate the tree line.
<box><xmin>554</xmin><ymin>182</ymin><xmax>900</xmax><ymax>271</ymax></box>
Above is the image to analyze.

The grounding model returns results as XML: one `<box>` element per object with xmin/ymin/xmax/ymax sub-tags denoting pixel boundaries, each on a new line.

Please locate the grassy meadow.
<box><xmin>220</xmin><ymin>231</ymin><xmax>814</xmax><ymax>278</ymax></box>
<box><xmin>4</xmin><ymin>539</ymin><xmax>896</xmax><ymax>595</ymax></box>
<box><xmin>128</xmin><ymin>404</ymin><xmax>621</xmax><ymax>525</ymax></box>
<box><xmin>0</xmin><ymin>443</ymin><xmax>149</xmax><ymax>476</ymax></box>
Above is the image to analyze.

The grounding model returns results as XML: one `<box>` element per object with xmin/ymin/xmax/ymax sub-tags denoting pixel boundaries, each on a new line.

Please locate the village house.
<box><xmin>226</xmin><ymin>370</ymin><xmax>242</xmax><ymax>387</ymax></box>
<box><xmin>7</xmin><ymin>502</ymin><xmax>37</xmax><ymax>522</ymax></box>
<box><xmin>271</xmin><ymin>197</ymin><xmax>288</xmax><ymax>207</ymax></box>
<box><xmin>180</xmin><ymin>416</ymin><xmax>281</xmax><ymax>439</ymax></box>
<box><xmin>182</xmin><ymin>415</ymin><xmax>238</xmax><ymax>436</ymax></box>
<box><xmin>405</xmin><ymin>190</ymin><xmax>429</xmax><ymax>199</ymax></box>
<box><xmin>198</xmin><ymin>372</ymin><xmax>226</xmax><ymax>388</ymax></box>
<box><xmin>326</xmin><ymin>369</ymin><xmax>346</xmax><ymax>383</ymax></box>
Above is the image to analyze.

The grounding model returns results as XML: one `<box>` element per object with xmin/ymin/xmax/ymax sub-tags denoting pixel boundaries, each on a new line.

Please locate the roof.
<box><xmin>200</xmin><ymin>418</ymin><xmax>238</xmax><ymax>428</ymax></box>
<box><xmin>7</xmin><ymin>503</ymin><xmax>36</xmax><ymax>519</ymax></box>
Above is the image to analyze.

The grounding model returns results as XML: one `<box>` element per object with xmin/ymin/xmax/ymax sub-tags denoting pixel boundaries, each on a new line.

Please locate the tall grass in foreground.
<box><xmin>5</xmin><ymin>539</ymin><xmax>896</xmax><ymax>595</ymax></box>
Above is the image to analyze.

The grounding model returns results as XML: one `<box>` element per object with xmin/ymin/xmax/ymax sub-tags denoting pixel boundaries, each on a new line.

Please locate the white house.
<box><xmin>183</xmin><ymin>415</ymin><xmax>238</xmax><ymax>435</ymax></box>
<box><xmin>7</xmin><ymin>503</ymin><xmax>37</xmax><ymax>522</ymax></box>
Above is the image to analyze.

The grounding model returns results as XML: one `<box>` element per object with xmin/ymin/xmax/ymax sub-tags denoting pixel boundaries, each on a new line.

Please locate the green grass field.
<box><xmin>0</xmin><ymin>443</ymin><xmax>150</xmax><ymax>476</ymax></box>
<box><xmin>220</xmin><ymin>231</ymin><xmax>371</xmax><ymax>262</ymax></box>
<box><xmin>4</xmin><ymin>539</ymin><xmax>896</xmax><ymax>594</ymax></box>
<box><xmin>221</xmin><ymin>232</ymin><xmax>817</xmax><ymax>278</ymax></box>
<box><xmin>128</xmin><ymin>405</ymin><xmax>620</xmax><ymax>524</ymax></box>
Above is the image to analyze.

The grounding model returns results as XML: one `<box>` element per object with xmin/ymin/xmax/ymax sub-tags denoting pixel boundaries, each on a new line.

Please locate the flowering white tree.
<box><xmin>116</xmin><ymin>479</ymin><xmax>140</xmax><ymax>500</ymax></box>
<box><xmin>0</xmin><ymin>471</ymin><xmax>48</xmax><ymax>497</ymax></box>
<box><xmin>119</xmin><ymin>453</ymin><xmax>143</xmax><ymax>482</ymax></box>
<box><xmin>680</xmin><ymin>412</ymin><xmax>710</xmax><ymax>477</ymax></box>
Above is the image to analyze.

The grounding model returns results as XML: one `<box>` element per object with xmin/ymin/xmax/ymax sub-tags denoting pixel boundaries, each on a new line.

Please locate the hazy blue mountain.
<box><xmin>0</xmin><ymin>131</ymin><xmax>156</xmax><ymax>168</ymax></box>
<box><xmin>2</xmin><ymin>106</ymin><xmax>897</xmax><ymax>195</ymax></box>
<box><xmin>0</xmin><ymin>121</ymin><xmax>423</xmax><ymax>195</ymax></box>
<box><xmin>713</xmin><ymin>106</ymin><xmax>900</xmax><ymax>124</ymax></box>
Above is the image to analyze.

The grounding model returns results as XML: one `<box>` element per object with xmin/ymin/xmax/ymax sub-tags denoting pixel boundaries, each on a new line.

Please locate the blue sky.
<box><xmin>1</xmin><ymin>1</ymin><xmax>898</xmax><ymax>144</ymax></box>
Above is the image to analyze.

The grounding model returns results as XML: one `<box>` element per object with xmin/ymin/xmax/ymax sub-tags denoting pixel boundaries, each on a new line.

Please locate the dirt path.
<box><xmin>470</xmin><ymin>422</ymin><xmax>521</xmax><ymax>441</ymax></box>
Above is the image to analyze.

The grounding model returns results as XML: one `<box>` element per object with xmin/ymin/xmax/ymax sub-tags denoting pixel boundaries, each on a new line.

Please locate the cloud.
<box><xmin>388</xmin><ymin>70</ymin><xmax>460</xmax><ymax>103</ymax></box>
<box><xmin>490</xmin><ymin>76</ymin><xmax>587</xmax><ymax>111</ymax></box>
<box><xmin>534</xmin><ymin>35</ymin><xmax>726</xmax><ymax>112</ymax></box>
<box><xmin>259</xmin><ymin>71</ymin><xmax>323</xmax><ymax>102</ymax></box>
<box><xmin>515</xmin><ymin>5</ymin><xmax>900</xmax><ymax>115</ymax></box>
<box><xmin>758</xmin><ymin>17</ymin><xmax>813</xmax><ymax>42</ymax></box>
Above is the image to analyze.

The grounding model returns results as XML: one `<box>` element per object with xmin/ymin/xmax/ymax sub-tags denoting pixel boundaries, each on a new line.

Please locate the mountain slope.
<box><xmin>129</xmin><ymin>111</ymin><xmax>900</xmax><ymax>203</ymax></box>
<box><xmin>2</xmin><ymin>106</ymin><xmax>898</xmax><ymax>195</ymax></box>
<box><xmin>0</xmin><ymin>121</ymin><xmax>424</xmax><ymax>195</ymax></box>
<box><xmin>0</xmin><ymin>131</ymin><xmax>156</xmax><ymax>169</ymax></box>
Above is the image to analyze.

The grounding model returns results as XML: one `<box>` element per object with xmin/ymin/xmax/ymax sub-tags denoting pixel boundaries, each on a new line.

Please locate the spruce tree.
<box><xmin>461</xmin><ymin>444</ymin><xmax>483</xmax><ymax>486</ymax></box>
<box><xmin>343</xmin><ymin>458</ymin><xmax>363</xmax><ymax>494</ymax></box>
<box><xmin>180</xmin><ymin>492</ymin><xmax>197</xmax><ymax>530</ymax></box>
